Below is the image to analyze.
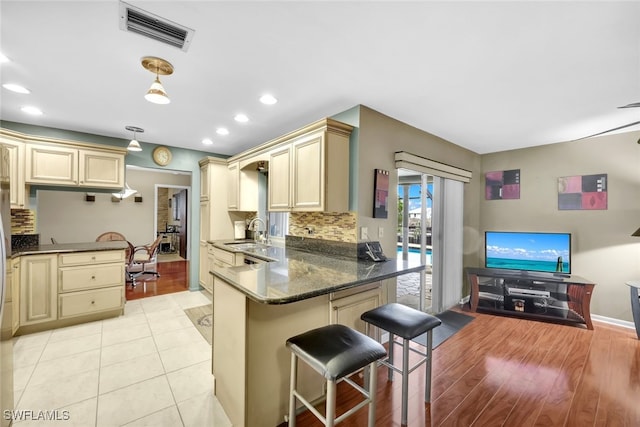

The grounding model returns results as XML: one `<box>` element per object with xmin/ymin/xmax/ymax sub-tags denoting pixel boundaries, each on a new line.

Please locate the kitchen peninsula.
<box><xmin>210</xmin><ymin>241</ymin><xmax>425</xmax><ymax>427</ymax></box>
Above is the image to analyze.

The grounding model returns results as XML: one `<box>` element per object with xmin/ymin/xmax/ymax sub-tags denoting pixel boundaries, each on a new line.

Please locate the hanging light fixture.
<box><xmin>125</xmin><ymin>125</ymin><xmax>144</xmax><ymax>151</ymax></box>
<box><xmin>141</xmin><ymin>56</ymin><xmax>173</xmax><ymax>105</ymax></box>
<box><xmin>112</xmin><ymin>183</ymin><xmax>138</xmax><ymax>200</ymax></box>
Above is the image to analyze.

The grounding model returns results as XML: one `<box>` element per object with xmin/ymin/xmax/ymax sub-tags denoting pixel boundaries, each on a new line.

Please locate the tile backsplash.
<box><xmin>289</xmin><ymin>212</ymin><xmax>357</xmax><ymax>243</ymax></box>
<box><xmin>11</xmin><ymin>208</ymin><xmax>36</xmax><ymax>234</ymax></box>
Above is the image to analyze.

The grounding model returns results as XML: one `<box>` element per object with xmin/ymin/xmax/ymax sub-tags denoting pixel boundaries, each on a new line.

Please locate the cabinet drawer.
<box><xmin>59</xmin><ymin>263</ymin><xmax>125</xmax><ymax>292</ymax></box>
<box><xmin>59</xmin><ymin>250</ymin><xmax>125</xmax><ymax>266</ymax></box>
<box><xmin>59</xmin><ymin>286</ymin><xmax>123</xmax><ymax>318</ymax></box>
<box><xmin>212</xmin><ymin>247</ymin><xmax>235</xmax><ymax>266</ymax></box>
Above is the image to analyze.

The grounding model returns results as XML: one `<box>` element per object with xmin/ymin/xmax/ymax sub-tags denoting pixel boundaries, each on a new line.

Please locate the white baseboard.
<box><xmin>591</xmin><ymin>314</ymin><xmax>636</xmax><ymax>330</ymax></box>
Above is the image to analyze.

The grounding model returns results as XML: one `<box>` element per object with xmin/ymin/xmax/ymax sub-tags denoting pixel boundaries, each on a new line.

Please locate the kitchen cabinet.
<box><xmin>16</xmin><ymin>248</ymin><xmax>126</xmax><ymax>333</ymax></box>
<box><xmin>227</xmin><ymin>162</ymin><xmax>239</xmax><ymax>210</ymax></box>
<box><xmin>268</xmin><ymin>121</ymin><xmax>351</xmax><ymax>212</ymax></box>
<box><xmin>227</xmin><ymin>161</ymin><xmax>259</xmax><ymax>212</ymax></box>
<box><xmin>26</xmin><ymin>143</ymin><xmax>125</xmax><ymax>188</ymax></box>
<box><xmin>330</xmin><ymin>283</ymin><xmax>383</xmax><ymax>335</ymax></box>
<box><xmin>11</xmin><ymin>258</ymin><xmax>20</xmax><ymax>334</ymax></box>
<box><xmin>20</xmin><ymin>254</ymin><xmax>58</xmax><ymax>326</ymax></box>
<box><xmin>0</xmin><ymin>136</ymin><xmax>28</xmax><ymax>208</ymax></box>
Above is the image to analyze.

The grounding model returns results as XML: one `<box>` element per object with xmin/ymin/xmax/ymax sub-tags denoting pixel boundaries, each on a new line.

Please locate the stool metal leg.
<box><xmin>288</xmin><ymin>353</ymin><xmax>298</xmax><ymax>427</ymax></box>
<box><xmin>425</xmin><ymin>329</ymin><xmax>433</xmax><ymax>403</ymax></box>
<box><xmin>326</xmin><ymin>380</ymin><xmax>337</xmax><ymax>427</ymax></box>
<box><xmin>368</xmin><ymin>360</ymin><xmax>378</xmax><ymax>427</ymax></box>
<box><xmin>388</xmin><ymin>332</ymin><xmax>395</xmax><ymax>381</ymax></box>
<box><xmin>401</xmin><ymin>338</ymin><xmax>410</xmax><ymax>426</ymax></box>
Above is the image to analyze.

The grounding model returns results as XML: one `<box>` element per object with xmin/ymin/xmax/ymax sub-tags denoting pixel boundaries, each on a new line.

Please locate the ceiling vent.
<box><xmin>119</xmin><ymin>1</ymin><xmax>195</xmax><ymax>52</ymax></box>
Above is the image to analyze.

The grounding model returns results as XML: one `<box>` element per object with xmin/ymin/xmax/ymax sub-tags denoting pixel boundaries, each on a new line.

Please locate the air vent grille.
<box><xmin>119</xmin><ymin>1</ymin><xmax>194</xmax><ymax>52</ymax></box>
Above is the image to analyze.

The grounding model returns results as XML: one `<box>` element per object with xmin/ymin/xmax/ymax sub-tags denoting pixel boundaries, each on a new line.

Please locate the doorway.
<box><xmin>397</xmin><ymin>169</ymin><xmax>433</xmax><ymax>312</ymax></box>
<box><xmin>156</xmin><ymin>185</ymin><xmax>189</xmax><ymax>260</ymax></box>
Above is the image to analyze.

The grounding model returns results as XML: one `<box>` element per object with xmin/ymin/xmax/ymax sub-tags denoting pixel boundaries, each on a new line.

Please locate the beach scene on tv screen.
<box><xmin>486</xmin><ymin>232</ymin><xmax>570</xmax><ymax>273</ymax></box>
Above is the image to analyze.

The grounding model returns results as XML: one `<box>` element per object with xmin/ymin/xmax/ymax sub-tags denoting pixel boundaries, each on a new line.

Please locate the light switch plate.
<box><xmin>378</xmin><ymin>227</ymin><xmax>384</xmax><ymax>238</ymax></box>
<box><xmin>360</xmin><ymin>226</ymin><xmax>368</xmax><ymax>240</ymax></box>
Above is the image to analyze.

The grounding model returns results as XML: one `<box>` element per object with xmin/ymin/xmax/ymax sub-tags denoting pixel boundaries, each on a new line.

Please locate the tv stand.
<box><xmin>466</xmin><ymin>268</ymin><xmax>595</xmax><ymax>330</ymax></box>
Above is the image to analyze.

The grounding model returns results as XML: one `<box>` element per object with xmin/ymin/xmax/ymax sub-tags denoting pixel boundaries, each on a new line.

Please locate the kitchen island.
<box><xmin>12</xmin><ymin>240</ymin><xmax>128</xmax><ymax>335</ymax></box>
<box><xmin>210</xmin><ymin>241</ymin><xmax>424</xmax><ymax>427</ymax></box>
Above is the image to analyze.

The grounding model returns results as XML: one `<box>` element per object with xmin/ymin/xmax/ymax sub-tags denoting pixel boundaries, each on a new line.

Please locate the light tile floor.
<box><xmin>12</xmin><ymin>291</ymin><xmax>232</xmax><ymax>427</ymax></box>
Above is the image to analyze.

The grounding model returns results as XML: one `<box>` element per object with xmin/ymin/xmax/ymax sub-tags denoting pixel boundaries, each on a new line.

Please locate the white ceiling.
<box><xmin>1</xmin><ymin>1</ymin><xmax>639</xmax><ymax>157</ymax></box>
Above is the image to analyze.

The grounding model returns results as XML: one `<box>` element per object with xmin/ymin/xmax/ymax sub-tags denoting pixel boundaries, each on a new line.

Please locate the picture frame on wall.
<box><xmin>485</xmin><ymin>169</ymin><xmax>520</xmax><ymax>200</ymax></box>
<box><xmin>558</xmin><ymin>173</ymin><xmax>608</xmax><ymax>210</ymax></box>
<box><xmin>373</xmin><ymin>169</ymin><xmax>390</xmax><ymax>218</ymax></box>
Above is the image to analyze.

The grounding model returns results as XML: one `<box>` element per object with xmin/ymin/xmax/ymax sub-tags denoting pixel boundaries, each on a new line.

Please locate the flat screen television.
<box><xmin>485</xmin><ymin>231</ymin><xmax>571</xmax><ymax>274</ymax></box>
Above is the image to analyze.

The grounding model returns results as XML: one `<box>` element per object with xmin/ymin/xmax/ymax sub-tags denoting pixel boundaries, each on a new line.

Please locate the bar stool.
<box><xmin>361</xmin><ymin>303</ymin><xmax>442</xmax><ymax>426</ymax></box>
<box><xmin>286</xmin><ymin>324</ymin><xmax>387</xmax><ymax>427</ymax></box>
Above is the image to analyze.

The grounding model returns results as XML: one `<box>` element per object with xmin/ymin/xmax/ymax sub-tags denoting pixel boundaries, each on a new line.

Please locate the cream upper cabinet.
<box><xmin>20</xmin><ymin>254</ymin><xmax>58</xmax><ymax>326</ymax></box>
<box><xmin>26</xmin><ymin>144</ymin><xmax>78</xmax><ymax>185</ymax></box>
<box><xmin>227</xmin><ymin>161</ymin><xmax>239</xmax><ymax>210</ymax></box>
<box><xmin>268</xmin><ymin>145</ymin><xmax>291</xmax><ymax>211</ymax></box>
<box><xmin>267</xmin><ymin>122</ymin><xmax>351</xmax><ymax>212</ymax></box>
<box><xmin>26</xmin><ymin>143</ymin><xmax>125</xmax><ymax>188</ymax></box>
<box><xmin>200</xmin><ymin>163</ymin><xmax>209</xmax><ymax>201</ymax></box>
<box><xmin>0</xmin><ymin>136</ymin><xmax>28</xmax><ymax>208</ymax></box>
<box><xmin>78</xmin><ymin>149</ymin><xmax>125</xmax><ymax>188</ymax></box>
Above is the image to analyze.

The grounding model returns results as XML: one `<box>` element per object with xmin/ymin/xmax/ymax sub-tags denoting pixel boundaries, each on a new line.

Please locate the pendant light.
<box><xmin>141</xmin><ymin>56</ymin><xmax>173</xmax><ymax>105</ymax></box>
<box><xmin>125</xmin><ymin>125</ymin><xmax>144</xmax><ymax>152</ymax></box>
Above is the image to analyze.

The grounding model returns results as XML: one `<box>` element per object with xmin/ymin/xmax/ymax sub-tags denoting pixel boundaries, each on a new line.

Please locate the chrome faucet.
<box><xmin>248</xmin><ymin>217</ymin><xmax>268</xmax><ymax>243</ymax></box>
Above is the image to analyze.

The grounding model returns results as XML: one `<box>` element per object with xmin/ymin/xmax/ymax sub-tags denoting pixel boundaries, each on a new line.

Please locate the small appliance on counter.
<box><xmin>357</xmin><ymin>241</ymin><xmax>388</xmax><ymax>262</ymax></box>
<box><xmin>234</xmin><ymin>221</ymin><xmax>246</xmax><ymax>240</ymax></box>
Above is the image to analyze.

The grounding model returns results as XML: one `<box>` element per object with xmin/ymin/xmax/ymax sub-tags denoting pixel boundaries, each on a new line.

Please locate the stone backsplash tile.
<box><xmin>289</xmin><ymin>212</ymin><xmax>357</xmax><ymax>243</ymax></box>
<box><xmin>11</xmin><ymin>209</ymin><xmax>36</xmax><ymax>234</ymax></box>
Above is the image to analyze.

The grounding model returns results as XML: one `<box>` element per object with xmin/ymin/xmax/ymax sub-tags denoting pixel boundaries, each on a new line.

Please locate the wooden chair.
<box><xmin>96</xmin><ymin>231</ymin><xmax>127</xmax><ymax>242</ymax></box>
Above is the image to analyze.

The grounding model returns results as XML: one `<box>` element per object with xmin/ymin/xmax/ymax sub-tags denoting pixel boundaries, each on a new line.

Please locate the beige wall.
<box><xmin>36</xmin><ymin>168</ymin><xmax>191</xmax><ymax>247</ymax></box>
<box><xmin>481</xmin><ymin>131</ymin><xmax>640</xmax><ymax>321</ymax></box>
<box><xmin>355</xmin><ymin>106</ymin><xmax>482</xmax><ymax>272</ymax></box>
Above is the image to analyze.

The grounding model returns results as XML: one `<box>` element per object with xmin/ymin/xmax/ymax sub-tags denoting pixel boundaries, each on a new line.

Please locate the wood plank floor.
<box><xmin>124</xmin><ymin>260</ymin><xmax>189</xmax><ymax>300</ymax></box>
<box><xmin>287</xmin><ymin>311</ymin><xmax>640</xmax><ymax>426</ymax></box>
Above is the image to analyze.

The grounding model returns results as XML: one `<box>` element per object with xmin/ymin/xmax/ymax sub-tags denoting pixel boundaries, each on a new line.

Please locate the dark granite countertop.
<box><xmin>209</xmin><ymin>240</ymin><xmax>425</xmax><ymax>304</ymax></box>
<box><xmin>12</xmin><ymin>240</ymin><xmax>129</xmax><ymax>257</ymax></box>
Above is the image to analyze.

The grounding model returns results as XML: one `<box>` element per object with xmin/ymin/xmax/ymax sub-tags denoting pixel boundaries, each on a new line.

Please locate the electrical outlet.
<box><xmin>360</xmin><ymin>226</ymin><xmax>368</xmax><ymax>240</ymax></box>
<box><xmin>378</xmin><ymin>226</ymin><xmax>384</xmax><ymax>238</ymax></box>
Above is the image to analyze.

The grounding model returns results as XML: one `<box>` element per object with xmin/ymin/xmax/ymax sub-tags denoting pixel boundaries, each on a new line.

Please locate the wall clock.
<box><xmin>152</xmin><ymin>146</ymin><xmax>172</xmax><ymax>166</ymax></box>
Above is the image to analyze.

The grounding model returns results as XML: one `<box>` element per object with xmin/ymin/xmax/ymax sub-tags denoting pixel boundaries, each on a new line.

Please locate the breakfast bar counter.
<box><xmin>210</xmin><ymin>242</ymin><xmax>424</xmax><ymax>427</ymax></box>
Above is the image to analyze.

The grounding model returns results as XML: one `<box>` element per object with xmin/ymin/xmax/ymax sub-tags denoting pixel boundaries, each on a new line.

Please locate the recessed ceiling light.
<box><xmin>234</xmin><ymin>114</ymin><xmax>249</xmax><ymax>123</ymax></box>
<box><xmin>0</xmin><ymin>52</ymin><xmax>9</xmax><ymax>63</ymax></box>
<box><xmin>216</xmin><ymin>128</ymin><xmax>229</xmax><ymax>135</ymax></box>
<box><xmin>3</xmin><ymin>83</ymin><xmax>30</xmax><ymax>94</ymax></box>
<box><xmin>202</xmin><ymin>138</ymin><xmax>213</xmax><ymax>145</ymax></box>
<box><xmin>21</xmin><ymin>106</ymin><xmax>43</xmax><ymax>116</ymax></box>
<box><xmin>259</xmin><ymin>94</ymin><xmax>277</xmax><ymax>105</ymax></box>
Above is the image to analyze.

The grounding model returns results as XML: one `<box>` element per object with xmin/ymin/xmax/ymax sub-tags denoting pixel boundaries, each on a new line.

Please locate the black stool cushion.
<box><xmin>286</xmin><ymin>324</ymin><xmax>386</xmax><ymax>381</ymax></box>
<box><xmin>361</xmin><ymin>303</ymin><xmax>442</xmax><ymax>340</ymax></box>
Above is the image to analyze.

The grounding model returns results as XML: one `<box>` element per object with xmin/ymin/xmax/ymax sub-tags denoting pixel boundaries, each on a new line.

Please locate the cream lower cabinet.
<box><xmin>20</xmin><ymin>254</ymin><xmax>58</xmax><ymax>326</ymax></box>
<box><xmin>11</xmin><ymin>258</ymin><xmax>20</xmax><ymax>334</ymax></box>
<box><xmin>58</xmin><ymin>250</ymin><xmax>125</xmax><ymax>319</ymax></box>
<box><xmin>329</xmin><ymin>283</ymin><xmax>382</xmax><ymax>335</ymax></box>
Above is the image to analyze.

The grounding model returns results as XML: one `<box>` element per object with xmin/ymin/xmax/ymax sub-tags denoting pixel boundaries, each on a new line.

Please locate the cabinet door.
<box><xmin>1</xmin><ymin>138</ymin><xmax>27</xmax><ymax>208</ymax></box>
<box><xmin>20</xmin><ymin>254</ymin><xmax>58</xmax><ymax>326</ymax></box>
<box><xmin>26</xmin><ymin>144</ymin><xmax>78</xmax><ymax>185</ymax></box>
<box><xmin>227</xmin><ymin>162</ymin><xmax>240</xmax><ymax>210</ymax></box>
<box><xmin>11</xmin><ymin>258</ymin><xmax>20</xmax><ymax>334</ymax></box>
<box><xmin>200</xmin><ymin>164</ymin><xmax>210</xmax><ymax>200</ymax></box>
<box><xmin>199</xmin><ymin>241</ymin><xmax>209</xmax><ymax>288</ymax></box>
<box><xmin>330</xmin><ymin>287</ymin><xmax>381</xmax><ymax>335</ymax></box>
<box><xmin>200</xmin><ymin>200</ymin><xmax>210</xmax><ymax>242</ymax></box>
<box><xmin>79</xmin><ymin>149</ymin><xmax>125</xmax><ymax>188</ymax></box>
<box><xmin>268</xmin><ymin>145</ymin><xmax>291</xmax><ymax>211</ymax></box>
<box><xmin>292</xmin><ymin>134</ymin><xmax>324</xmax><ymax>211</ymax></box>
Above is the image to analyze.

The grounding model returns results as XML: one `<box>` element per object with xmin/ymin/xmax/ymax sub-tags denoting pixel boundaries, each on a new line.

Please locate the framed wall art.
<box><xmin>485</xmin><ymin>169</ymin><xmax>520</xmax><ymax>200</ymax></box>
<box><xmin>373</xmin><ymin>169</ymin><xmax>390</xmax><ymax>218</ymax></box>
<box><xmin>558</xmin><ymin>173</ymin><xmax>607</xmax><ymax>210</ymax></box>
